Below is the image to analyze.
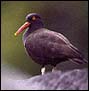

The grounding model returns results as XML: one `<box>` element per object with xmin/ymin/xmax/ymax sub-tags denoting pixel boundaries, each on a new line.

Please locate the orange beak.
<box><xmin>14</xmin><ymin>22</ymin><xmax>31</xmax><ymax>36</ymax></box>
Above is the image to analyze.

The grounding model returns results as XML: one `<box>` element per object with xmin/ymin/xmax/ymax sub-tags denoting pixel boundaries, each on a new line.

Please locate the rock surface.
<box><xmin>1</xmin><ymin>68</ymin><xmax>88</xmax><ymax>90</ymax></box>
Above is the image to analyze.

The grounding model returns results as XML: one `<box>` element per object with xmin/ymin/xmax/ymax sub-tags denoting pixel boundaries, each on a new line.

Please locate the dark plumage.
<box><xmin>14</xmin><ymin>13</ymin><xmax>87</xmax><ymax>74</ymax></box>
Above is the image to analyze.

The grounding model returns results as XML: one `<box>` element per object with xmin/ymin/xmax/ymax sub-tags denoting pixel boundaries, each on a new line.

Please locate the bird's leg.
<box><xmin>52</xmin><ymin>66</ymin><xmax>57</xmax><ymax>72</ymax></box>
<box><xmin>41</xmin><ymin>66</ymin><xmax>46</xmax><ymax>75</ymax></box>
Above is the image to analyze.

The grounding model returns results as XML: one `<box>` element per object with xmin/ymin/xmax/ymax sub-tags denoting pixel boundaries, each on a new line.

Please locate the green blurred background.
<box><xmin>1</xmin><ymin>1</ymin><xmax>88</xmax><ymax>76</ymax></box>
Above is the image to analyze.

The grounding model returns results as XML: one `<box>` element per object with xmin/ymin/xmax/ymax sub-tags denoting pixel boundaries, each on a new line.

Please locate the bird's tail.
<box><xmin>70</xmin><ymin>58</ymin><xmax>88</xmax><ymax>65</ymax></box>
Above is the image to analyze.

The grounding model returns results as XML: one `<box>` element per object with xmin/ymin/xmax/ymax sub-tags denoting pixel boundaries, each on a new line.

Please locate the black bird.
<box><xmin>14</xmin><ymin>13</ymin><xmax>87</xmax><ymax>75</ymax></box>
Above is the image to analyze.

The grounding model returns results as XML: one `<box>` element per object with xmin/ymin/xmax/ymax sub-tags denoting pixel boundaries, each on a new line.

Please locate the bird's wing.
<box><xmin>47</xmin><ymin>30</ymin><xmax>85</xmax><ymax>59</ymax></box>
<box><xmin>42</xmin><ymin>41</ymin><xmax>82</xmax><ymax>59</ymax></box>
<box><xmin>25</xmin><ymin>29</ymin><xmax>87</xmax><ymax>64</ymax></box>
<box><xmin>37</xmin><ymin>31</ymin><xmax>81</xmax><ymax>58</ymax></box>
<box><xmin>40</xmin><ymin>40</ymin><xmax>87</xmax><ymax>64</ymax></box>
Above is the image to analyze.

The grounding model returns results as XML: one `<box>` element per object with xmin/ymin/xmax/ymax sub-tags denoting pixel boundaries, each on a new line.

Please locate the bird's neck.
<box><xmin>23</xmin><ymin>20</ymin><xmax>44</xmax><ymax>43</ymax></box>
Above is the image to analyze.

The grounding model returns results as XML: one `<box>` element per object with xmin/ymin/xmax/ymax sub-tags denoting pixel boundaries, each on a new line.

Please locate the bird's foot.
<box><xmin>52</xmin><ymin>66</ymin><xmax>57</xmax><ymax>72</ymax></box>
<box><xmin>41</xmin><ymin>67</ymin><xmax>46</xmax><ymax>75</ymax></box>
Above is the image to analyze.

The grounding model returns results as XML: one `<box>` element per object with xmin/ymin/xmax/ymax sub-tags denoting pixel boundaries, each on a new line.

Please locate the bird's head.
<box><xmin>14</xmin><ymin>13</ymin><xmax>43</xmax><ymax>36</ymax></box>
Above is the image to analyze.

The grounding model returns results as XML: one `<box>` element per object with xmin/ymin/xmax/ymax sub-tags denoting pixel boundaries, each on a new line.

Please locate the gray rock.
<box><xmin>1</xmin><ymin>68</ymin><xmax>88</xmax><ymax>90</ymax></box>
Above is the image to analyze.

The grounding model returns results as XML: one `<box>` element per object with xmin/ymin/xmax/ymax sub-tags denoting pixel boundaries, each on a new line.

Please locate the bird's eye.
<box><xmin>32</xmin><ymin>16</ymin><xmax>36</xmax><ymax>21</ymax></box>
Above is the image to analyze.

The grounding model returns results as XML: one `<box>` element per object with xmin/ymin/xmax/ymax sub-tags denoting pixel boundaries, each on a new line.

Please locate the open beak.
<box><xmin>14</xmin><ymin>22</ymin><xmax>31</xmax><ymax>36</ymax></box>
